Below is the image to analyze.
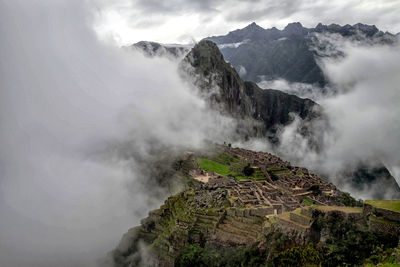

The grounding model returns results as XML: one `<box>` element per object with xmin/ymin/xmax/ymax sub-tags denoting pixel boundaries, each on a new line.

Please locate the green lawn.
<box><xmin>365</xmin><ymin>200</ymin><xmax>400</xmax><ymax>212</ymax></box>
<box><xmin>196</xmin><ymin>157</ymin><xmax>266</xmax><ymax>181</ymax></box>
<box><xmin>196</xmin><ymin>158</ymin><xmax>232</xmax><ymax>176</ymax></box>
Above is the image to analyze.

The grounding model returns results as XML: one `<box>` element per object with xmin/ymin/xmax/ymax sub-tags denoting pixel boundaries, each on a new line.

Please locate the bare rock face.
<box><xmin>181</xmin><ymin>40</ymin><xmax>318</xmax><ymax>139</ymax></box>
<box><xmin>205</xmin><ymin>22</ymin><xmax>396</xmax><ymax>86</ymax></box>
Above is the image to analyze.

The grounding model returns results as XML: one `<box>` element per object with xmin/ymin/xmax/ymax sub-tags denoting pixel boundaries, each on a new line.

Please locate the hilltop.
<box><xmin>112</xmin><ymin>145</ymin><xmax>400</xmax><ymax>266</ymax></box>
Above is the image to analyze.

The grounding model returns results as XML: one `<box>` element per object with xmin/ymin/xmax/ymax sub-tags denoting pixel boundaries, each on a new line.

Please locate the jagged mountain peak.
<box><xmin>182</xmin><ymin>40</ymin><xmax>318</xmax><ymax>135</ymax></box>
<box><xmin>284</xmin><ymin>22</ymin><xmax>304</xmax><ymax>30</ymax></box>
<box><xmin>243</xmin><ymin>21</ymin><xmax>263</xmax><ymax>30</ymax></box>
<box><xmin>283</xmin><ymin>22</ymin><xmax>307</xmax><ymax>36</ymax></box>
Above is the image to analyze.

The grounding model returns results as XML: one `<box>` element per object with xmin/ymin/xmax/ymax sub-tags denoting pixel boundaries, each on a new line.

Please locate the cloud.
<box><xmin>273</xmin><ymin>35</ymin><xmax>400</xmax><ymax>199</ymax></box>
<box><xmin>94</xmin><ymin>0</ymin><xmax>400</xmax><ymax>44</ymax></box>
<box><xmin>257</xmin><ymin>79</ymin><xmax>331</xmax><ymax>101</ymax></box>
<box><xmin>0</xmin><ymin>1</ymin><xmax>235</xmax><ymax>266</ymax></box>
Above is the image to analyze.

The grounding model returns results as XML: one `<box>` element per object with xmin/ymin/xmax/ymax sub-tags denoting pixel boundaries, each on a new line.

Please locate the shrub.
<box><xmin>243</xmin><ymin>164</ymin><xmax>255</xmax><ymax>176</ymax></box>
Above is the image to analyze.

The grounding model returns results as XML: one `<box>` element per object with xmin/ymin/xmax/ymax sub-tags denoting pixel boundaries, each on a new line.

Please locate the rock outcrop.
<box><xmin>181</xmin><ymin>40</ymin><xmax>318</xmax><ymax>138</ymax></box>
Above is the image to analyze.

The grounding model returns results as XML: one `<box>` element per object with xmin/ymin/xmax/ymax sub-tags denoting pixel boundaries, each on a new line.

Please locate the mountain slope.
<box><xmin>181</xmin><ymin>40</ymin><xmax>318</xmax><ymax>136</ymax></box>
<box><xmin>128</xmin><ymin>41</ymin><xmax>191</xmax><ymax>59</ymax></box>
<box><xmin>205</xmin><ymin>22</ymin><xmax>396</xmax><ymax>86</ymax></box>
<box><xmin>112</xmin><ymin>146</ymin><xmax>399</xmax><ymax>267</ymax></box>
<box><xmin>182</xmin><ymin>40</ymin><xmax>400</xmax><ymax>199</ymax></box>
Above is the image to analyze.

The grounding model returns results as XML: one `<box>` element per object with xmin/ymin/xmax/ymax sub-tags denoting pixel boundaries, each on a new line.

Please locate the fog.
<box><xmin>257</xmin><ymin>78</ymin><xmax>331</xmax><ymax>102</ymax></box>
<box><xmin>0</xmin><ymin>1</ymin><xmax>235</xmax><ymax>266</ymax></box>
<box><xmin>271</xmin><ymin>35</ymin><xmax>400</xmax><ymax>199</ymax></box>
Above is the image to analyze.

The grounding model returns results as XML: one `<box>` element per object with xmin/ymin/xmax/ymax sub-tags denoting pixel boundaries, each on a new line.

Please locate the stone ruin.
<box><xmin>189</xmin><ymin>146</ymin><xmax>343</xmax><ymax>216</ymax></box>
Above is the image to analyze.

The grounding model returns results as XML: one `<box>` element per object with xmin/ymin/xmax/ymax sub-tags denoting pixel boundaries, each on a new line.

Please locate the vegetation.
<box><xmin>312</xmin><ymin>212</ymin><xmax>399</xmax><ymax>266</ymax></box>
<box><xmin>267</xmin><ymin>166</ymin><xmax>291</xmax><ymax>181</ymax></box>
<box><xmin>196</xmin><ymin>154</ymin><xmax>266</xmax><ymax>181</ymax></box>
<box><xmin>196</xmin><ymin>158</ymin><xmax>231</xmax><ymax>176</ymax></box>
<box><xmin>272</xmin><ymin>244</ymin><xmax>323</xmax><ymax>266</ymax></box>
<box><xmin>338</xmin><ymin>192</ymin><xmax>364</xmax><ymax>207</ymax></box>
<box><xmin>366</xmin><ymin>200</ymin><xmax>400</xmax><ymax>212</ymax></box>
<box><xmin>243</xmin><ymin>163</ymin><xmax>255</xmax><ymax>176</ymax></box>
<box><xmin>302</xmin><ymin>197</ymin><xmax>313</xmax><ymax>206</ymax></box>
<box><xmin>308</xmin><ymin>184</ymin><xmax>321</xmax><ymax>195</ymax></box>
<box><xmin>175</xmin><ymin>244</ymin><xmax>266</xmax><ymax>267</ymax></box>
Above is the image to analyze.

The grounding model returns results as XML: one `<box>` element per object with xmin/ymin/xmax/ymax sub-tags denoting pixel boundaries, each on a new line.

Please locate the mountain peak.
<box><xmin>283</xmin><ymin>22</ymin><xmax>306</xmax><ymax>35</ymax></box>
<box><xmin>242</xmin><ymin>22</ymin><xmax>264</xmax><ymax>32</ymax></box>
<box><xmin>284</xmin><ymin>22</ymin><xmax>303</xmax><ymax>30</ymax></box>
<box><xmin>353</xmin><ymin>23</ymin><xmax>379</xmax><ymax>36</ymax></box>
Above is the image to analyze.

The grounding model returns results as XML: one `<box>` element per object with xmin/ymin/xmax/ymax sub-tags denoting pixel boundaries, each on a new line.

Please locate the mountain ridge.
<box><xmin>181</xmin><ymin>40</ymin><xmax>318</xmax><ymax>139</ymax></box>
<box><xmin>204</xmin><ymin>22</ymin><xmax>397</xmax><ymax>86</ymax></box>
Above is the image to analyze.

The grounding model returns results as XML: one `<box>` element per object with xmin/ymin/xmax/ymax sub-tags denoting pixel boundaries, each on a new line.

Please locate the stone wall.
<box><xmin>364</xmin><ymin>203</ymin><xmax>400</xmax><ymax>222</ymax></box>
<box><xmin>369</xmin><ymin>217</ymin><xmax>400</xmax><ymax>236</ymax></box>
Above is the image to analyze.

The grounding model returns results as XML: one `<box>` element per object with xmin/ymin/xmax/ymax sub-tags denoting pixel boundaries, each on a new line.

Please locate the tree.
<box><xmin>243</xmin><ymin>164</ymin><xmax>255</xmax><ymax>176</ymax></box>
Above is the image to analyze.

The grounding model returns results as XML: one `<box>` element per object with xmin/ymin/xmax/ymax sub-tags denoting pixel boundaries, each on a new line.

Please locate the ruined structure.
<box><xmin>113</xmin><ymin>146</ymin><xmax>400</xmax><ymax>267</ymax></box>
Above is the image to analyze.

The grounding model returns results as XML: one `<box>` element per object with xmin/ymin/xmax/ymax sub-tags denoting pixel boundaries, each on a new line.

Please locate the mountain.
<box><xmin>181</xmin><ymin>40</ymin><xmax>400</xmax><ymax>197</ymax></box>
<box><xmin>181</xmin><ymin>40</ymin><xmax>318</xmax><ymax>138</ymax></box>
<box><xmin>128</xmin><ymin>41</ymin><xmax>191</xmax><ymax>59</ymax></box>
<box><xmin>204</xmin><ymin>22</ymin><xmax>396</xmax><ymax>86</ymax></box>
<box><xmin>112</xmin><ymin>146</ymin><xmax>400</xmax><ymax>266</ymax></box>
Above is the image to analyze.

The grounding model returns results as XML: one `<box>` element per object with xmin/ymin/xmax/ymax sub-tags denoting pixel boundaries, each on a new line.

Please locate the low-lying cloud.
<box><xmin>0</xmin><ymin>1</ymin><xmax>235</xmax><ymax>266</ymax></box>
<box><xmin>273</xmin><ymin>35</ymin><xmax>400</xmax><ymax>199</ymax></box>
<box><xmin>257</xmin><ymin>78</ymin><xmax>330</xmax><ymax>101</ymax></box>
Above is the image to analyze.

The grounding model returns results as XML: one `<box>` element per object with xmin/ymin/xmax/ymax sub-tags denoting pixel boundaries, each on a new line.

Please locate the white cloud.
<box><xmin>93</xmin><ymin>0</ymin><xmax>400</xmax><ymax>45</ymax></box>
<box><xmin>0</xmin><ymin>1</ymin><xmax>235</xmax><ymax>266</ymax></box>
<box><xmin>274</xmin><ymin>37</ymin><xmax>400</xmax><ymax>199</ymax></box>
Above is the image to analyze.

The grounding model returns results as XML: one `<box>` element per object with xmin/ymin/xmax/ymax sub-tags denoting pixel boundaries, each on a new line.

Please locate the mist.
<box><xmin>257</xmin><ymin>78</ymin><xmax>330</xmax><ymax>102</ymax></box>
<box><xmin>0</xmin><ymin>1</ymin><xmax>235</xmax><ymax>266</ymax></box>
<box><xmin>272</xmin><ymin>35</ymin><xmax>400</xmax><ymax>199</ymax></box>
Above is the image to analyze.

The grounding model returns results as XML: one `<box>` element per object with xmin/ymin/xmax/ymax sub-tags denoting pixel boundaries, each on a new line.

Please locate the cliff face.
<box><xmin>205</xmin><ymin>22</ymin><xmax>396</xmax><ymax>86</ymax></box>
<box><xmin>181</xmin><ymin>40</ymin><xmax>318</xmax><ymax>137</ymax></box>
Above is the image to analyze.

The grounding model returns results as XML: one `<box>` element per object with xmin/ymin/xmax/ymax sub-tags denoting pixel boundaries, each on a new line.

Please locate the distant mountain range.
<box><xmin>204</xmin><ymin>22</ymin><xmax>397</xmax><ymax>87</ymax></box>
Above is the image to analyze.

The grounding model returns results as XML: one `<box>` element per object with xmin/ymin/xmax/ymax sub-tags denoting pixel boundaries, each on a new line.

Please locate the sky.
<box><xmin>93</xmin><ymin>0</ymin><xmax>400</xmax><ymax>45</ymax></box>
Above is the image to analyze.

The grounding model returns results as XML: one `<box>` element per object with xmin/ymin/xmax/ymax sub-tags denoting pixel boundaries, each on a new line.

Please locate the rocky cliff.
<box><xmin>181</xmin><ymin>40</ymin><xmax>318</xmax><ymax>138</ymax></box>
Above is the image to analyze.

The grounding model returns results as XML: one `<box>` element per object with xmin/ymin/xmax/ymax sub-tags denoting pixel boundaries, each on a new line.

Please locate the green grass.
<box><xmin>267</xmin><ymin>166</ymin><xmax>291</xmax><ymax>176</ymax></box>
<box><xmin>215</xmin><ymin>153</ymin><xmax>239</xmax><ymax>165</ymax></box>
<box><xmin>370</xmin><ymin>216</ymin><xmax>400</xmax><ymax>227</ymax></box>
<box><xmin>297</xmin><ymin>172</ymin><xmax>303</xmax><ymax>177</ymax></box>
<box><xmin>303</xmin><ymin>197</ymin><xmax>313</xmax><ymax>206</ymax></box>
<box><xmin>196</xmin><ymin>156</ymin><xmax>267</xmax><ymax>181</ymax></box>
<box><xmin>196</xmin><ymin>158</ymin><xmax>231</xmax><ymax>176</ymax></box>
<box><xmin>365</xmin><ymin>200</ymin><xmax>400</xmax><ymax>212</ymax></box>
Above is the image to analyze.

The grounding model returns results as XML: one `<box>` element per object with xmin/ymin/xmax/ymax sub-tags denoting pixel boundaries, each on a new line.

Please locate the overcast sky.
<box><xmin>94</xmin><ymin>0</ymin><xmax>400</xmax><ymax>45</ymax></box>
